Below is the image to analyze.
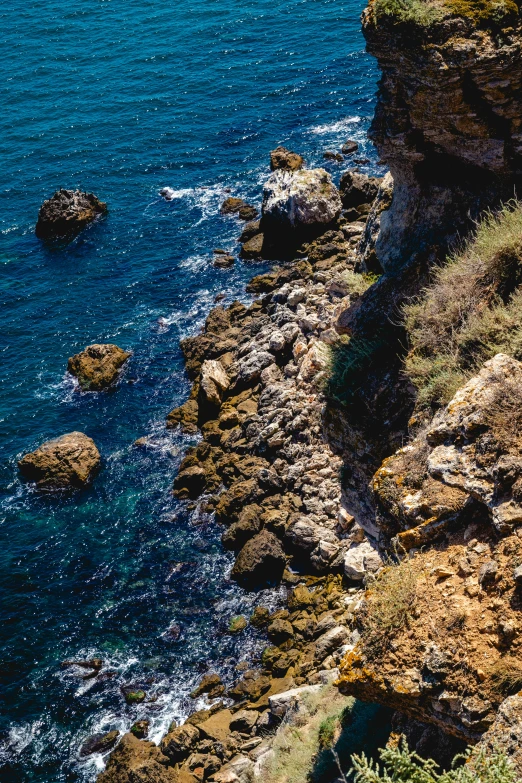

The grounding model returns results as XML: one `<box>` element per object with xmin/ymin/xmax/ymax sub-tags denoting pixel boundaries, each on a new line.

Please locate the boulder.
<box><xmin>238</xmin><ymin>204</ymin><xmax>258</xmax><ymax>221</ymax></box>
<box><xmin>268</xmin><ymin>684</ymin><xmax>321</xmax><ymax>718</ymax></box>
<box><xmin>343</xmin><ymin>541</ymin><xmax>383</xmax><ymax>581</ymax></box>
<box><xmin>221</xmin><ymin>506</ymin><xmax>262</xmax><ymax>551</ymax></box>
<box><xmin>160</xmin><ymin>723</ymin><xmax>200</xmax><ymax>763</ymax></box>
<box><xmin>35</xmin><ymin>189</ymin><xmax>107</xmax><ymax>239</ymax></box>
<box><xmin>67</xmin><ymin>343</ymin><xmax>131</xmax><ymax>391</ymax></box>
<box><xmin>239</xmin><ymin>233</ymin><xmax>264</xmax><ymax>260</ymax></box>
<box><xmin>220</xmin><ymin>198</ymin><xmax>256</xmax><ymax>218</ymax></box>
<box><xmin>97</xmin><ymin>733</ymin><xmax>176</xmax><ymax>783</ymax></box>
<box><xmin>339</xmin><ymin>170</ymin><xmax>380</xmax><ymax>209</ymax></box>
<box><xmin>200</xmin><ymin>360</ymin><xmax>230</xmax><ymax>407</ymax></box>
<box><xmin>80</xmin><ymin>730</ymin><xmax>119</xmax><ymax>757</ymax></box>
<box><xmin>190</xmin><ymin>673</ymin><xmax>223</xmax><ymax>699</ymax></box>
<box><xmin>211</xmin><ymin>755</ymin><xmax>253</xmax><ymax>783</ymax></box>
<box><xmin>239</xmin><ymin>220</ymin><xmax>261</xmax><ymax>243</ymax></box>
<box><xmin>18</xmin><ymin>432</ymin><xmax>101</xmax><ymax>490</ymax></box>
<box><xmin>270</xmin><ymin>146</ymin><xmax>304</xmax><ymax>172</ymax></box>
<box><xmin>229</xmin><ymin>710</ymin><xmax>258</xmax><ymax>734</ymax></box>
<box><xmin>314</xmin><ymin>625</ymin><xmax>349</xmax><ymax>661</ymax></box>
<box><xmin>261</xmin><ymin>168</ymin><xmax>342</xmax><ymax>247</ymax></box>
<box><xmin>341</xmin><ymin>140</ymin><xmax>359</xmax><ymax>155</ymax></box>
<box><xmin>231</xmin><ymin>530</ymin><xmax>286</xmax><ymax>590</ymax></box>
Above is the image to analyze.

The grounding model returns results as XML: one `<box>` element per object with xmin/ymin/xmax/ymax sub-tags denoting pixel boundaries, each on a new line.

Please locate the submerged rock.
<box><xmin>80</xmin><ymin>730</ymin><xmax>119</xmax><ymax>757</ymax></box>
<box><xmin>341</xmin><ymin>140</ymin><xmax>359</xmax><ymax>155</ymax></box>
<box><xmin>35</xmin><ymin>189</ymin><xmax>107</xmax><ymax>239</ymax></box>
<box><xmin>18</xmin><ymin>432</ymin><xmax>101</xmax><ymax>490</ymax></box>
<box><xmin>67</xmin><ymin>343</ymin><xmax>131</xmax><ymax>391</ymax></box>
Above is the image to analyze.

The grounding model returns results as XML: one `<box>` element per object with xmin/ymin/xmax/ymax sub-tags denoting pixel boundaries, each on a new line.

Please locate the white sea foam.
<box><xmin>308</xmin><ymin>116</ymin><xmax>362</xmax><ymax>135</ymax></box>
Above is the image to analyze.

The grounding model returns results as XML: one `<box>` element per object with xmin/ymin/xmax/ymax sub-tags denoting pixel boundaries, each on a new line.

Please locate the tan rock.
<box><xmin>68</xmin><ymin>343</ymin><xmax>131</xmax><ymax>391</ymax></box>
<box><xmin>18</xmin><ymin>432</ymin><xmax>100</xmax><ymax>490</ymax></box>
<box><xmin>97</xmin><ymin>733</ymin><xmax>175</xmax><ymax>783</ymax></box>
<box><xmin>200</xmin><ymin>360</ymin><xmax>230</xmax><ymax>407</ymax></box>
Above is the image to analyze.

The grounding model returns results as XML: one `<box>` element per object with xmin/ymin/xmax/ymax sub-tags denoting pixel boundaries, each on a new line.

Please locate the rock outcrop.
<box><xmin>97</xmin><ymin>733</ymin><xmax>176</xmax><ymax>783</ymax></box>
<box><xmin>261</xmin><ymin>168</ymin><xmax>342</xmax><ymax>253</ymax></box>
<box><xmin>270</xmin><ymin>146</ymin><xmax>304</xmax><ymax>172</ymax></box>
<box><xmin>361</xmin><ymin>2</ymin><xmax>522</xmax><ymax>272</ymax></box>
<box><xmin>373</xmin><ymin>354</ymin><xmax>522</xmax><ymax>549</ymax></box>
<box><xmin>35</xmin><ymin>189</ymin><xmax>107</xmax><ymax>239</ymax></box>
<box><xmin>18</xmin><ymin>432</ymin><xmax>101</xmax><ymax>489</ymax></box>
<box><xmin>67</xmin><ymin>343</ymin><xmax>131</xmax><ymax>391</ymax></box>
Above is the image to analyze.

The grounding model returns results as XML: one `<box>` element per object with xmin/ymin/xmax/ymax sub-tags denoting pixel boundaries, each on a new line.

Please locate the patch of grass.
<box><xmin>482</xmin><ymin>371</ymin><xmax>522</xmax><ymax>455</ymax></box>
<box><xmin>351</xmin><ymin>736</ymin><xmax>518</xmax><ymax>782</ymax></box>
<box><xmin>360</xmin><ymin>557</ymin><xmax>418</xmax><ymax>656</ymax></box>
<box><xmin>404</xmin><ymin>202</ymin><xmax>522</xmax><ymax>412</ymax></box>
<box><xmin>371</xmin><ymin>0</ymin><xmax>519</xmax><ymax>27</ymax></box>
<box><xmin>489</xmin><ymin>658</ymin><xmax>522</xmax><ymax>695</ymax></box>
<box><xmin>340</xmin><ymin>270</ymin><xmax>380</xmax><ymax>299</ymax></box>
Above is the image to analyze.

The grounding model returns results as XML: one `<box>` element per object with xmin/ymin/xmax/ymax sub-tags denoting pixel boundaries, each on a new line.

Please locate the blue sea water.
<box><xmin>0</xmin><ymin>1</ymin><xmax>381</xmax><ymax>779</ymax></box>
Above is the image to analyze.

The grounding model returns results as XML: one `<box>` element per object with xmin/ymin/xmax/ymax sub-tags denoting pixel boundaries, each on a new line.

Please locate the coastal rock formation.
<box><xmin>261</xmin><ymin>168</ymin><xmax>342</xmax><ymax>251</ymax></box>
<box><xmin>362</xmin><ymin>3</ymin><xmax>522</xmax><ymax>271</ymax></box>
<box><xmin>18</xmin><ymin>432</ymin><xmax>101</xmax><ymax>489</ymax></box>
<box><xmin>97</xmin><ymin>732</ymin><xmax>176</xmax><ymax>783</ymax></box>
<box><xmin>231</xmin><ymin>530</ymin><xmax>286</xmax><ymax>589</ymax></box>
<box><xmin>269</xmin><ymin>146</ymin><xmax>304</xmax><ymax>172</ymax></box>
<box><xmin>67</xmin><ymin>343</ymin><xmax>131</xmax><ymax>391</ymax></box>
<box><xmin>373</xmin><ymin>354</ymin><xmax>522</xmax><ymax>549</ymax></box>
<box><xmin>35</xmin><ymin>189</ymin><xmax>107</xmax><ymax>239</ymax></box>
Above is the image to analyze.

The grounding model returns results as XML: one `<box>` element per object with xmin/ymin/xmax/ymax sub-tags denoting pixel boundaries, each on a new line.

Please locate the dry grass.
<box><xmin>483</xmin><ymin>372</ymin><xmax>522</xmax><ymax>455</ymax></box>
<box><xmin>404</xmin><ymin>202</ymin><xmax>522</xmax><ymax>411</ymax></box>
<box><xmin>489</xmin><ymin>658</ymin><xmax>522</xmax><ymax>695</ymax></box>
<box><xmin>262</xmin><ymin>684</ymin><xmax>354</xmax><ymax>783</ymax></box>
<box><xmin>360</xmin><ymin>558</ymin><xmax>418</xmax><ymax>657</ymax></box>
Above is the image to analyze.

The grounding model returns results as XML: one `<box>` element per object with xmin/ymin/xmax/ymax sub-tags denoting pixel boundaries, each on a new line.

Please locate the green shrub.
<box><xmin>371</xmin><ymin>0</ymin><xmax>519</xmax><ymax>27</ymax></box>
<box><xmin>404</xmin><ymin>202</ymin><xmax>522</xmax><ymax>411</ymax></box>
<box><xmin>351</xmin><ymin>736</ymin><xmax>518</xmax><ymax>782</ymax></box>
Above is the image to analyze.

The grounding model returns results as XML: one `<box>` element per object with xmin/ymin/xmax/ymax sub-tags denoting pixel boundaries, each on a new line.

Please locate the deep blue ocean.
<box><xmin>0</xmin><ymin>1</ymin><xmax>380</xmax><ymax>779</ymax></box>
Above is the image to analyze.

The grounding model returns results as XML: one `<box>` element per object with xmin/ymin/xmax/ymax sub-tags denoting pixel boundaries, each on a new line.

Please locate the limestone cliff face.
<box><xmin>362</xmin><ymin>3</ymin><xmax>522</xmax><ymax>271</ymax></box>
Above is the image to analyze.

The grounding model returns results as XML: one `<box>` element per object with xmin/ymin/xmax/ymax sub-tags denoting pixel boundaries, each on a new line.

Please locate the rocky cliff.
<box><xmin>362</xmin><ymin>0</ymin><xmax>522</xmax><ymax>273</ymax></box>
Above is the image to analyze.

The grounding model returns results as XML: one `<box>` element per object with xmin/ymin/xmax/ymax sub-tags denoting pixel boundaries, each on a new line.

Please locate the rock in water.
<box><xmin>97</xmin><ymin>732</ymin><xmax>177</xmax><ymax>783</ymax></box>
<box><xmin>67</xmin><ymin>343</ymin><xmax>131</xmax><ymax>391</ymax></box>
<box><xmin>80</xmin><ymin>730</ymin><xmax>119</xmax><ymax>757</ymax></box>
<box><xmin>35</xmin><ymin>189</ymin><xmax>107</xmax><ymax>239</ymax></box>
<box><xmin>18</xmin><ymin>432</ymin><xmax>101</xmax><ymax>490</ymax></box>
<box><xmin>231</xmin><ymin>530</ymin><xmax>286</xmax><ymax>590</ymax></box>
<box><xmin>261</xmin><ymin>168</ymin><xmax>341</xmax><ymax>250</ymax></box>
<box><xmin>269</xmin><ymin>146</ymin><xmax>304</xmax><ymax>172</ymax></box>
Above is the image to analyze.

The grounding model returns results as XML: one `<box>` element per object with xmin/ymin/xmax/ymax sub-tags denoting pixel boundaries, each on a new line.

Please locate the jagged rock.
<box><xmin>221</xmin><ymin>505</ymin><xmax>262</xmax><ymax>551</ymax></box>
<box><xmin>344</xmin><ymin>541</ymin><xmax>383</xmax><ymax>581</ymax></box>
<box><xmin>268</xmin><ymin>684</ymin><xmax>321</xmax><ymax>717</ymax></box>
<box><xmin>36</xmin><ymin>189</ymin><xmax>107</xmax><ymax>239</ymax></box>
<box><xmin>228</xmin><ymin>671</ymin><xmax>271</xmax><ymax>702</ymax></box>
<box><xmin>339</xmin><ymin>170</ymin><xmax>380</xmax><ymax>209</ymax></box>
<box><xmin>190</xmin><ymin>673</ymin><xmax>223</xmax><ymax>699</ymax></box>
<box><xmin>239</xmin><ymin>220</ymin><xmax>261</xmax><ymax>243</ymax></box>
<box><xmin>480</xmin><ymin>694</ymin><xmax>522</xmax><ymax>775</ymax></box>
<box><xmin>67</xmin><ymin>343</ymin><xmax>131</xmax><ymax>391</ymax></box>
<box><xmin>261</xmin><ymin>168</ymin><xmax>342</xmax><ymax>248</ymax></box>
<box><xmin>220</xmin><ymin>197</ymin><xmax>247</xmax><ymax>215</ymax></box>
<box><xmin>97</xmin><ymin>733</ymin><xmax>175</xmax><ymax>783</ymax></box>
<box><xmin>18</xmin><ymin>432</ymin><xmax>101</xmax><ymax>490</ymax></box>
<box><xmin>373</xmin><ymin>355</ymin><xmax>522</xmax><ymax>547</ymax></box>
<box><xmin>160</xmin><ymin>723</ymin><xmax>200</xmax><ymax>763</ymax></box>
<box><xmin>314</xmin><ymin>625</ymin><xmax>349</xmax><ymax>661</ymax></box>
<box><xmin>213</xmin><ymin>254</ymin><xmax>235</xmax><ymax>268</ymax></box>
<box><xmin>80</xmin><ymin>730</ymin><xmax>119</xmax><ymax>757</ymax></box>
<box><xmin>362</xmin><ymin>9</ymin><xmax>522</xmax><ymax>271</ymax></box>
<box><xmin>238</xmin><ymin>204</ymin><xmax>258</xmax><ymax>221</ymax></box>
<box><xmin>239</xmin><ymin>233</ymin><xmax>264</xmax><ymax>260</ymax></box>
<box><xmin>231</xmin><ymin>530</ymin><xmax>286</xmax><ymax>589</ymax></box>
<box><xmin>229</xmin><ymin>710</ymin><xmax>258</xmax><ymax>734</ymax></box>
<box><xmin>267</xmin><ymin>618</ymin><xmax>294</xmax><ymax>644</ymax></box>
<box><xmin>200</xmin><ymin>360</ymin><xmax>230</xmax><ymax>407</ymax></box>
<box><xmin>166</xmin><ymin>398</ymin><xmax>199</xmax><ymax>434</ymax></box>
<box><xmin>270</xmin><ymin>146</ymin><xmax>304</xmax><ymax>172</ymax></box>
<box><xmin>357</xmin><ymin>171</ymin><xmax>394</xmax><ymax>274</ymax></box>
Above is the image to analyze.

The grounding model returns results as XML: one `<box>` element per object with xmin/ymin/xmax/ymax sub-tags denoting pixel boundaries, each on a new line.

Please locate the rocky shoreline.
<box><xmin>93</xmin><ymin>151</ymin><xmax>390</xmax><ymax>782</ymax></box>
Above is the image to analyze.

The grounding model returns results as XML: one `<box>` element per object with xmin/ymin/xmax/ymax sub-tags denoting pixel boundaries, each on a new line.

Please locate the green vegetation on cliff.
<box><xmin>352</xmin><ymin>738</ymin><xmax>518</xmax><ymax>782</ymax></box>
<box><xmin>370</xmin><ymin>0</ymin><xmax>520</xmax><ymax>27</ymax></box>
<box><xmin>404</xmin><ymin>201</ymin><xmax>522</xmax><ymax>411</ymax></box>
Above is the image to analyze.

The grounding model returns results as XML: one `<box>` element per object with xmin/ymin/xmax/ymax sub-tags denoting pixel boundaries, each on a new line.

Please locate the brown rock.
<box><xmin>341</xmin><ymin>140</ymin><xmax>359</xmax><ymax>155</ymax></box>
<box><xmin>231</xmin><ymin>530</ymin><xmax>286</xmax><ymax>590</ymax></box>
<box><xmin>80</xmin><ymin>730</ymin><xmax>119</xmax><ymax>757</ymax></box>
<box><xmin>67</xmin><ymin>343</ymin><xmax>131</xmax><ymax>391</ymax></box>
<box><xmin>239</xmin><ymin>233</ymin><xmax>264</xmax><ymax>260</ymax></box>
<box><xmin>160</xmin><ymin>724</ymin><xmax>200</xmax><ymax>763</ymax></box>
<box><xmin>270</xmin><ymin>146</ymin><xmax>304</xmax><ymax>172</ymax></box>
<box><xmin>190</xmin><ymin>673</ymin><xmax>223</xmax><ymax>699</ymax></box>
<box><xmin>166</xmin><ymin>398</ymin><xmax>199</xmax><ymax>434</ymax></box>
<box><xmin>238</xmin><ymin>204</ymin><xmax>258</xmax><ymax>221</ymax></box>
<box><xmin>196</xmin><ymin>709</ymin><xmax>233</xmax><ymax>743</ymax></box>
<box><xmin>18</xmin><ymin>432</ymin><xmax>101</xmax><ymax>490</ymax></box>
<box><xmin>36</xmin><ymin>189</ymin><xmax>107</xmax><ymax>239</ymax></box>
<box><xmin>97</xmin><ymin>733</ymin><xmax>175</xmax><ymax>783</ymax></box>
<box><xmin>239</xmin><ymin>220</ymin><xmax>261</xmax><ymax>243</ymax></box>
<box><xmin>339</xmin><ymin>170</ymin><xmax>380</xmax><ymax>209</ymax></box>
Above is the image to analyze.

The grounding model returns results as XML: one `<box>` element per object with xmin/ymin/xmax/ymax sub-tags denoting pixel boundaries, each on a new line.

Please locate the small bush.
<box><xmin>372</xmin><ymin>0</ymin><xmax>519</xmax><ymax>27</ymax></box>
<box><xmin>360</xmin><ymin>558</ymin><xmax>418</xmax><ymax>656</ymax></box>
<box><xmin>351</xmin><ymin>736</ymin><xmax>518</xmax><ymax>782</ymax></box>
<box><xmin>373</xmin><ymin>0</ymin><xmax>444</xmax><ymax>24</ymax></box>
<box><xmin>404</xmin><ymin>202</ymin><xmax>522</xmax><ymax>411</ymax></box>
<box><xmin>489</xmin><ymin>658</ymin><xmax>522</xmax><ymax>696</ymax></box>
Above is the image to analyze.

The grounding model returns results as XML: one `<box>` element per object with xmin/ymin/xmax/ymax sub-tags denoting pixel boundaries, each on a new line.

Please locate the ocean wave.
<box><xmin>308</xmin><ymin>116</ymin><xmax>363</xmax><ymax>136</ymax></box>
